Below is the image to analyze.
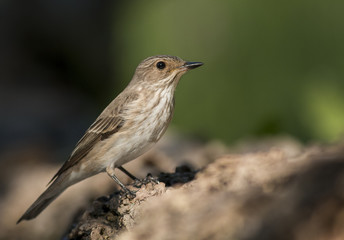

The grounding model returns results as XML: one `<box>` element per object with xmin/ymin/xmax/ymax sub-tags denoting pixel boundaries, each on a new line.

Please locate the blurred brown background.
<box><xmin>1</xmin><ymin>0</ymin><xmax>344</xmax><ymax>239</ymax></box>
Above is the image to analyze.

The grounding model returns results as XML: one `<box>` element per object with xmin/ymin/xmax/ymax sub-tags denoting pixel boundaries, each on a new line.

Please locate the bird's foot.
<box><xmin>133</xmin><ymin>173</ymin><xmax>159</xmax><ymax>188</ymax></box>
<box><xmin>123</xmin><ymin>188</ymin><xmax>137</xmax><ymax>198</ymax></box>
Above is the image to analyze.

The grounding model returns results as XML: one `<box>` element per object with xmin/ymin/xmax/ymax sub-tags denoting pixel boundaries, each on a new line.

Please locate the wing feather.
<box><xmin>48</xmin><ymin>93</ymin><xmax>136</xmax><ymax>184</ymax></box>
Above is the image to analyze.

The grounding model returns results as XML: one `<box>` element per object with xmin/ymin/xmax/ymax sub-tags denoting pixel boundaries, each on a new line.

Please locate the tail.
<box><xmin>17</xmin><ymin>176</ymin><xmax>69</xmax><ymax>224</ymax></box>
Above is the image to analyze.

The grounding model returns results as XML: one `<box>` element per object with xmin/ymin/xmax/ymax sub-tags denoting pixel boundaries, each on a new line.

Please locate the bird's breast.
<box><xmin>100</xmin><ymin>87</ymin><xmax>175</xmax><ymax>167</ymax></box>
<box><xmin>134</xmin><ymin>88</ymin><xmax>175</xmax><ymax>142</ymax></box>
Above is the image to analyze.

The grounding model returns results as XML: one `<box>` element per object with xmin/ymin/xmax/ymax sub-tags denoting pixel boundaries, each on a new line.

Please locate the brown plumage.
<box><xmin>17</xmin><ymin>55</ymin><xmax>203</xmax><ymax>223</ymax></box>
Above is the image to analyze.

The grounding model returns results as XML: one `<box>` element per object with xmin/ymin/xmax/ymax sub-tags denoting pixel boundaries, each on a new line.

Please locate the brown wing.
<box><xmin>48</xmin><ymin>93</ymin><xmax>137</xmax><ymax>184</ymax></box>
<box><xmin>48</xmin><ymin>115</ymin><xmax>125</xmax><ymax>184</ymax></box>
<box><xmin>70</xmin><ymin>116</ymin><xmax>125</xmax><ymax>165</ymax></box>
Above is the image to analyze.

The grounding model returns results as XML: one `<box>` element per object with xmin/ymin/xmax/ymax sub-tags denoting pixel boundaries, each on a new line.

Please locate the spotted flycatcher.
<box><xmin>17</xmin><ymin>55</ymin><xmax>203</xmax><ymax>223</ymax></box>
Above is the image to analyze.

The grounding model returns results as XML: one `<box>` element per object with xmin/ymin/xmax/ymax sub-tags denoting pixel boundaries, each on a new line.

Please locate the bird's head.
<box><xmin>130</xmin><ymin>55</ymin><xmax>203</xmax><ymax>89</ymax></box>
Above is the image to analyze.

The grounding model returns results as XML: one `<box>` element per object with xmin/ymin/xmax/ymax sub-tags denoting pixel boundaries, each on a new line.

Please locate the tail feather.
<box><xmin>17</xmin><ymin>195</ymin><xmax>59</xmax><ymax>224</ymax></box>
<box><xmin>17</xmin><ymin>177</ymin><xmax>67</xmax><ymax>224</ymax></box>
<box><xmin>17</xmin><ymin>167</ymin><xmax>95</xmax><ymax>223</ymax></box>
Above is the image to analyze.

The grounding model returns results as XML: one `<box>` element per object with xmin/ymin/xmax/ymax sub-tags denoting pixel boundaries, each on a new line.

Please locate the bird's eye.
<box><xmin>156</xmin><ymin>61</ymin><xmax>166</xmax><ymax>70</ymax></box>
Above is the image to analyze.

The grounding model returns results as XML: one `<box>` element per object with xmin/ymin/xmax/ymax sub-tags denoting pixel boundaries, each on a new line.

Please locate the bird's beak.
<box><xmin>179</xmin><ymin>61</ymin><xmax>203</xmax><ymax>70</ymax></box>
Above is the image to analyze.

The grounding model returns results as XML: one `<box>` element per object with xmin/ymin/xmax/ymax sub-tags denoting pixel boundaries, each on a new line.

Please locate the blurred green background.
<box><xmin>114</xmin><ymin>0</ymin><xmax>344</xmax><ymax>143</ymax></box>
<box><xmin>1</xmin><ymin>0</ymin><xmax>344</xmax><ymax>152</ymax></box>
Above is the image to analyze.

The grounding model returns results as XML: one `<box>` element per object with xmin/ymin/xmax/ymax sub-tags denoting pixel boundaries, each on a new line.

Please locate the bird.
<box><xmin>17</xmin><ymin>55</ymin><xmax>203</xmax><ymax>223</ymax></box>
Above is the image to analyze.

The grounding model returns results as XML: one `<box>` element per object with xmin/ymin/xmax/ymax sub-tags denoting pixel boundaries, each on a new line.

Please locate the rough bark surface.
<box><xmin>67</xmin><ymin>143</ymin><xmax>344</xmax><ymax>240</ymax></box>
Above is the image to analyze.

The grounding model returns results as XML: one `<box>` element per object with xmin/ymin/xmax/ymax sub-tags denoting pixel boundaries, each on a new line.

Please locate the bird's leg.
<box><xmin>118</xmin><ymin>166</ymin><xmax>150</xmax><ymax>188</ymax></box>
<box><xmin>106</xmin><ymin>166</ymin><xmax>136</xmax><ymax>197</ymax></box>
<box><xmin>118</xmin><ymin>166</ymin><xmax>139</xmax><ymax>181</ymax></box>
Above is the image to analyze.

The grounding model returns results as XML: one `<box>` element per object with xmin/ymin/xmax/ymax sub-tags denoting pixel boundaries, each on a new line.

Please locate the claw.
<box><xmin>125</xmin><ymin>189</ymin><xmax>137</xmax><ymax>198</ymax></box>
